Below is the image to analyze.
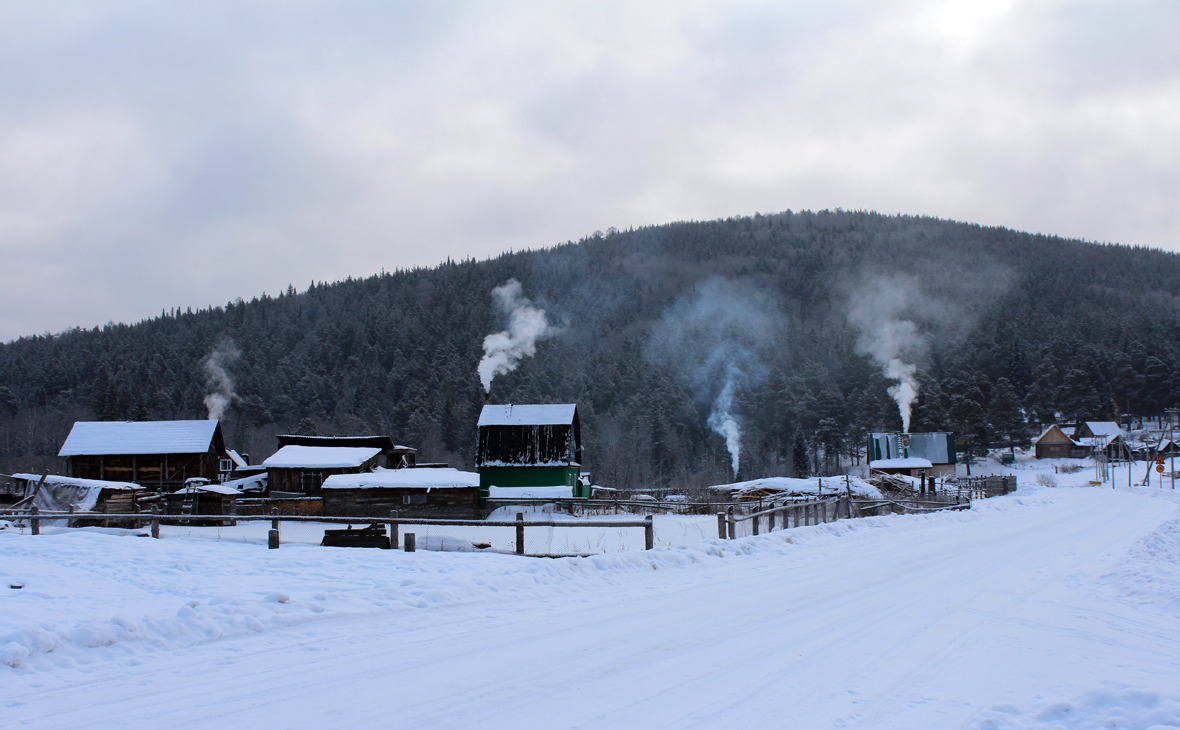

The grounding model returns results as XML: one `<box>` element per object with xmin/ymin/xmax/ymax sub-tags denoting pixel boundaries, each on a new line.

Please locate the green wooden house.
<box><xmin>476</xmin><ymin>403</ymin><xmax>588</xmax><ymax>498</ymax></box>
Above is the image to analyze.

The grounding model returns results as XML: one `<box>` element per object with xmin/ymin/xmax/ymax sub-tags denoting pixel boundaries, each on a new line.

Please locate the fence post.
<box><xmin>644</xmin><ymin>515</ymin><xmax>654</xmax><ymax>550</ymax></box>
<box><xmin>30</xmin><ymin>504</ymin><xmax>39</xmax><ymax>536</ymax></box>
<box><xmin>68</xmin><ymin>504</ymin><xmax>75</xmax><ymax>529</ymax></box>
<box><xmin>515</xmin><ymin>512</ymin><xmax>525</xmax><ymax>555</ymax></box>
<box><xmin>717</xmin><ymin>512</ymin><xmax>726</xmax><ymax>540</ymax></box>
<box><xmin>150</xmin><ymin>506</ymin><xmax>160</xmax><ymax>539</ymax></box>
<box><xmin>269</xmin><ymin>508</ymin><xmax>280</xmax><ymax>549</ymax></box>
<box><xmin>726</xmin><ymin>506</ymin><xmax>735</xmax><ymax>539</ymax></box>
<box><xmin>768</xmin><ymin>506</ymin><xmax>776</xmax><ymax>532</ymax></box>
<box><xmin>389</xmin><ymin>510</ymin><xmax>398</xmax><ymax>549</ymax></box>
<box><xmin>404</xmin><ymin>533</ymin><xmax>416</xmax><ymax>552</ymax></box>
<box><xmin>752</xmin><ymin>513</ymin><xmax>759</xmax><ymax>536</ymax></box>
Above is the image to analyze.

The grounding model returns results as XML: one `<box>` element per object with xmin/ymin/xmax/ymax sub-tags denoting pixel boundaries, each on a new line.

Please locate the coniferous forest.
<box><xmin>2</xmin><ymin>210</ymin><xmax>1179</xmax><ymax>488</ymax></box>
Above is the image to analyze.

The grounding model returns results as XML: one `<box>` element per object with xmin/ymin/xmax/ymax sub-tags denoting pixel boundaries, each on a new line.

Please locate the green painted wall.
<box><xmin>479</xmin><ymin>466</ymin><xmax>589</xmax><ymax>498</ymax></box>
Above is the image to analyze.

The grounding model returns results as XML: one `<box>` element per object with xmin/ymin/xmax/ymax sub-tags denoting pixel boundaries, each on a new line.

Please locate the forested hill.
<box><xmin>3</xmin><ymin>210</ymin><xmax>1179</xmax><ymax>488</ymax></box>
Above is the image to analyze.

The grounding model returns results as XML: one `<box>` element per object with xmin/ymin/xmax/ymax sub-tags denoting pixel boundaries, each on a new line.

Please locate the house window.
<box><xmin>403</xmin><ymin>494</ymin><xmax>427</xmax><ymax>505</ymax></box>
<box><xmin>219</xmin><ymin>458</ymin><xmax>234</xmax><ymax>473</ymax></box>
<box><xmin>302</xmin><ymin>471</ymin><xmax>323</xmax><ymax>492</ymax></box>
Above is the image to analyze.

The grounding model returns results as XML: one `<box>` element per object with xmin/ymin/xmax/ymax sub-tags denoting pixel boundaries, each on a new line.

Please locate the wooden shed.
<box><xmin>262</xmin><ymin>445</ymin><xmax>383</xmax><ymax>496</ymax></box>
<box><xmin>1075</xmin><ymin>421</ymin><xmax>1127</xmax><ymax>458</ymax></box>
<box><xmin>1034</xmin><ymin>425</ymin><xmax>1079</xmax><ymax>459</ymax></box>
<box><xmin>274</xmin><ymin>434</ymin><xmax>416</xmax><ymax>468</ymax></box>
<box><xmin>11</xmin><ymin>473</ymin><xmax>141</xmax><ymax>522</ymax></box>
<box><xmin>163</xmin><ymin>479</ymin><xmax>239</xmax><ymax>524</ymax></box>
<box><xmin>58</xmin><ymin>420</ymin><xmax>227</xmax><ymax>490</ymax></box>
<box><xmin>476</xmin><ymin>404</ymin><xmax>587</xmax><ymax>497</ymax></box>
<box><xmin>322</xmin><ymin>468</ymin><xmax>482</xmax><ymax>518</ymax></box>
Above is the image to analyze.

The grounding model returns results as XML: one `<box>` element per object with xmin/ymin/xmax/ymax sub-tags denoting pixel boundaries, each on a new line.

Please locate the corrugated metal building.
<box><xmin>867</xmin><ymin>432</ymin><xmax>956</xmax><ymax>477</ymax></box>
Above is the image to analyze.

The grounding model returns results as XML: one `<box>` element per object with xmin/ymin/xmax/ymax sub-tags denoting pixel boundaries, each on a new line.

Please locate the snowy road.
<box><xmin>4</xmin><ymin>486</ymin><xmax>1180</xmax><ymax>729</ymax></box>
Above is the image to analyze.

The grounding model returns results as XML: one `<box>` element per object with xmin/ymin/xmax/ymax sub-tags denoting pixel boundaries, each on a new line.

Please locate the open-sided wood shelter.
<box><xmin>58</xmin><ymin>420</ymin><xmax>227</xmax><ymax>491</ymax></box>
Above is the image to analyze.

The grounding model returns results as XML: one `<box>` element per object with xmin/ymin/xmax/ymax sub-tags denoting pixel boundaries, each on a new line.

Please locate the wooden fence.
<box><xmin>0</xmin><ymin>508</ymin><xmax>653</xmax><ymax>556</ymax></box>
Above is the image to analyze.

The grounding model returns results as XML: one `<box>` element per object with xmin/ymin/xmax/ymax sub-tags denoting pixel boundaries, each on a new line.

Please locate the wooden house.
<box><xmin>262</xmin><ymin>445</ymin><xmax>383</xmax><ymax>495</ymax></box>
<box><xmin>322</xmin><ymin>468</ymin><xmax>482</xmax><ymax>518</ymax></box>
<box><xmin>1075</xmin><ymin>422</ymin><xmax>1127</xmax><ymax>458</ymax></box>
<box><xmin>1033</xmin><ymin>425</ymin><xmax>1079</xmax><ymax>459</ymax></box>
<box><xmin>58</xmin><ymin>420</ymin><xmax>227</xmax><ymax>491</ymax></box>
<box><xmin>476</xmin><ymin>404</ymin><xmax>587</xmax><ymax>497</ymax></box>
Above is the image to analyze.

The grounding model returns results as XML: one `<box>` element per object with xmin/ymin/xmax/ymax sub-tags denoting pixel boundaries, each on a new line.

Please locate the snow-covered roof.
<box><xmin>12</xmin><ymin>473</ymin><xmax>139</xmax><ymax>491</ymax></box>
<box><xmin>262</xmin><ymin>445</ymin><xmax>382</xmax><ymax>469</ymax></box>
<box><xmin>705</xmin><ymin>476</ymin><xmax>883</xmax><ymax>499</ymax></box>
<box><xmin>1034</xmin><ymin>425</ymin><xmax>1077</xmax><ymax>444</ymax></box>
<box><xmin>179</xmin><ymin>482</ymin><xmax>240</xmax><ymax>496</ymax></box>
<box><xmin>478</xmin><ymin>404</ymin><xmax>577</xmax><ymax>427</ymax></box>
<box><xmin>870</xmin><ymin>457</ymin><xmax>934</xmax><ymax>469</ymax></box>
<box><xmin>220</xmin><ymin>473</ymin><xmax>266</xmax><ymax>492</ymax></box>
<box><xmin>322</xmin><ymin>468</ymin><xmax>480</xmax><ymax>490</ymax></box>
<box><xmin>58</xmin><ymin>420</ymin><xmax>220</xmax><ymax>457</ymax></box>
<box><xmin>226</xmin><ymin>449</ymin><xmax>248</xmax><ymax>468</ymax></box>
<box><xmin>1084</xmin><ymin>422</ymin><xmax>1124</xmax><ymax>438</ymax></box>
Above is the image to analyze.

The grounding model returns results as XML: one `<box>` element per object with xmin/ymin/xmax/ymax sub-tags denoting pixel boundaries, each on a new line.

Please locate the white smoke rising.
<box><xmin>202</xmin><ymin>340</ymin><xmax>241</xmax><ymax>420</ymax></box>
<box><xmin>847</xmin><ymin>277</ymin><xmax>926</xmax><ymax>433</ymax></box>
<box><xmin>647</xmin><ymin>278</ymin><xmax>784</xmax><ymax>480</ymax></box>
<box><xmin>707</xmin><ymin>368</ymin><xmax>742</xmax><ymax>478</ymax></box>
<box><xmin>478</xmin><ymin>279</ymin><xmax>555</xmax><ymax>392</ymax></box>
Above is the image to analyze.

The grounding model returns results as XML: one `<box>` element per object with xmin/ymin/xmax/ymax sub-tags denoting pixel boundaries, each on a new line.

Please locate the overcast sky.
<box><xmin>2</xmin><ymin>1</ymin><xmax>1177</xmax><ymax>341</ymax></box>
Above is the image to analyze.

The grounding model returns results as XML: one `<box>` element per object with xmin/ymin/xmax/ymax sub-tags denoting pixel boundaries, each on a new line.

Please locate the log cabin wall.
<box><xmin>323</xmin><ymin>487</ymin><xmax>482</xmax><ymax>518</ymax></box>
<box><xmin>67</xmin><ymin>450</ymin><xmax>221</xmax><ymax>490</ymax></box>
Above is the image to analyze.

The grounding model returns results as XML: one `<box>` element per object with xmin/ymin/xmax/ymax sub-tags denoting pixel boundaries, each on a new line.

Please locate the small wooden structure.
<box><xmin>1075</xmin><ymin>421</ymin><xmax>1127</xmax><ymax>458</ymax></box>
<box><xmin>163</xmin><ymin>480</ymin><xmax>239</xmax><ymax>523</ymax></box>
<box><xmin>322</xmin><ymin>468</ymin><xmax>482</xmax><ymax>518</ymax></box>
<box><xmin>1033</xmin><ymin>424</ymin><xmax>1079</xmax><ymax>459</ymax></box>
<box><xmin>476</xmin><ymin>404</ymin><xmax>586</xmax><ymax>497</ymax></box>
<box><xmin>867</xmin><ymin>457</ymin><xmax>934</xmax><ymax>478</ymax></box>
<box><xmin>10</xmin><ymin>472</ymin><xmax>141</xmax><ymax>522</ymax></box>
<box><xmin>58</xmin><ymin>420</ymin><xmax>228</xmax><ymax>490</ymax></box>
<box><xmin>263</xmin><ymin>445</ymin><xmax>383</xmax><ymax>495</ymax></box>
<box><xmin>273</xmin><ymin>435</ymin><xmax>416</xmax><ymax>468</ymax></box>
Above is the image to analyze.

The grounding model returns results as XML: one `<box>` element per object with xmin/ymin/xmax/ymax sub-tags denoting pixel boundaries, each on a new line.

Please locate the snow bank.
<box><xmin>967</xmin><ymin>688</ymin><xmax>1180</xmax><ymax>729</ymax></box>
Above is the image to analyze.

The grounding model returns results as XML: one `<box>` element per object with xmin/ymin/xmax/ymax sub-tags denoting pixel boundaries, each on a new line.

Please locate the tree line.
<box><xmin>2</xmin><ymin>210</ymin><xmax>1179</xmax><ymax>488</ymax></box>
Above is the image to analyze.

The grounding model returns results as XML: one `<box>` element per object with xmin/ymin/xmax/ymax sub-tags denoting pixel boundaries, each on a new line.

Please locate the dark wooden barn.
<box><xmin>58</xmin><ymin>420</ymin><xmax>228</xmax><ymax>491</ymax></box>
<box><xmin>262</xmin><ymin>444</ymin><xmax>383</xmax><ymax>496</ymax></box>
<box><xmin>322</xmin><ymin>468</ymin><xmax>482</xmax><ymax>518</ymax></box>
<box><xmin>476</xmin><ymin>404</ymin><xmax>586</xmax><ymax>497</ymax></box>
<box><xmin>273</xmin><ymin>434</ymin><xmax>416</xmax><ymax>468</ymax></box>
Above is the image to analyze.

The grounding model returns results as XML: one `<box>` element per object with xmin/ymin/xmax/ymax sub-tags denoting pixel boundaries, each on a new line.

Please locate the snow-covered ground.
<box><xmin>3</xmin><ymin>477</ymin><xmax>1179</xmax><ymax>729</ymax></box>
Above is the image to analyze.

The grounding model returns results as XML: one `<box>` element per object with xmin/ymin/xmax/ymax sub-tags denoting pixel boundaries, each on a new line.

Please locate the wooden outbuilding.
<box><xmin>262</xmin><ymin>445</ymin><xmax>383</xmax><ymax>495</ymax></box>
<box><xmin>1075</xmin><ymin>421</ymin><xmax>1127</xmax><ymax>458</ymax></box>
<box><xmin>322</xmin><ymin>468</ymin><xmax>482</xmax><ymax>518</ymax></box>
<box><xmin>273</xmin><ymin>435</ymin><xmax>416</xmax><ymax>468</ymax></box>
<box><xmin>11</xmin><ymin>473</ymin><xmax>141</xmax><ymax>521</ymax></box>
<box><xmin>1033</xmin><ymin>425</ymin><xmax>1079</xmax><ymax>459</ymax></box>
<box><xmin>58</xmin><ymin>420</ymin><xmax>227</xmax><ymax>490</ymax></box>
<box><xmin>476</xmin><ymin>404</ymin><xmax>587</xmax><ymax>497</ymax></box>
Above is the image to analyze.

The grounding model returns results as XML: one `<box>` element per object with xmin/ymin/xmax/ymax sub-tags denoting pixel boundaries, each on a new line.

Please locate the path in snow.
<box><xmin>3</xmin><ymin>486</ymin><xmax>1179</xmax><ymax>729</ymax></box>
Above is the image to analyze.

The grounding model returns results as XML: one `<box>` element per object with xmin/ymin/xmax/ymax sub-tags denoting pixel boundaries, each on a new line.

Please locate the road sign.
<box><xmin>1157</xmin><ymin>464</ymin><xmax>1165</xmax><ymax>473</ymax></box>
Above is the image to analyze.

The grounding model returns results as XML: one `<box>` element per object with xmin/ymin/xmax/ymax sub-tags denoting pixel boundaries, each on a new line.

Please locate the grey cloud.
<box><xmin>1</xmin><ymin>1</ymin><xmax>1176</xmax><ymax>340</ymax></box>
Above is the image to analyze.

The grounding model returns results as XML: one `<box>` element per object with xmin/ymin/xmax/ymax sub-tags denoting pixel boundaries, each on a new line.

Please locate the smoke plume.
<box><xmin>478</xmin><ymin>279</ymin><xmax>555</xmax><ymax>392</ymax></box>
<box><xmin>707</xmin><ymin>367</ymin><xmax>743</xmax><ymax>477</ymax></box>
<box><xmin>202</xmin><ymin>340</ymin><xmax>241</xmax><ymax>420</ymax></box>
<box><xmin>846</xmin><ymin>276</ymin><xmax>927</xmax><ymax>432</ymax></box>
<box><xmin>647</xmin><ymin>278</ymin><xmax>784</xmax><ymax>480</ymax></box>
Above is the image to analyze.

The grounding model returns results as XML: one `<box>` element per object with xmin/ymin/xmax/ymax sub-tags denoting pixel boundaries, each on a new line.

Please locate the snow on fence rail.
<box><xmin>0</xmin><ymin>508</ymin><xmax>655</xmax><ymax>557</ymax></box>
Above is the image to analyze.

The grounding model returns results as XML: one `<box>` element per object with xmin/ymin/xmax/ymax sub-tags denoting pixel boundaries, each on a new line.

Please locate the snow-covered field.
<box><xmin>3</xmin><ymin>476</ymin><xmax>1180</xmax><ymax>729</ymax></box>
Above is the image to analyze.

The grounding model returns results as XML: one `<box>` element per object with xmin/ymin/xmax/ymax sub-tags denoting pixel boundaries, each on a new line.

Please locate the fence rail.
<box><xmin>0</xmin><ymin>508</ymin><xmax>653</xmax><ymax>556</ymax></box>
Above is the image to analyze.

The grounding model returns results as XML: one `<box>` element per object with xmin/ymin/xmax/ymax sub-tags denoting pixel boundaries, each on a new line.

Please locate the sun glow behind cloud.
<box><xmin>0</xmin><ymin>0</ymin><xmax>1177</xmax><ymax>340</ymax></box>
